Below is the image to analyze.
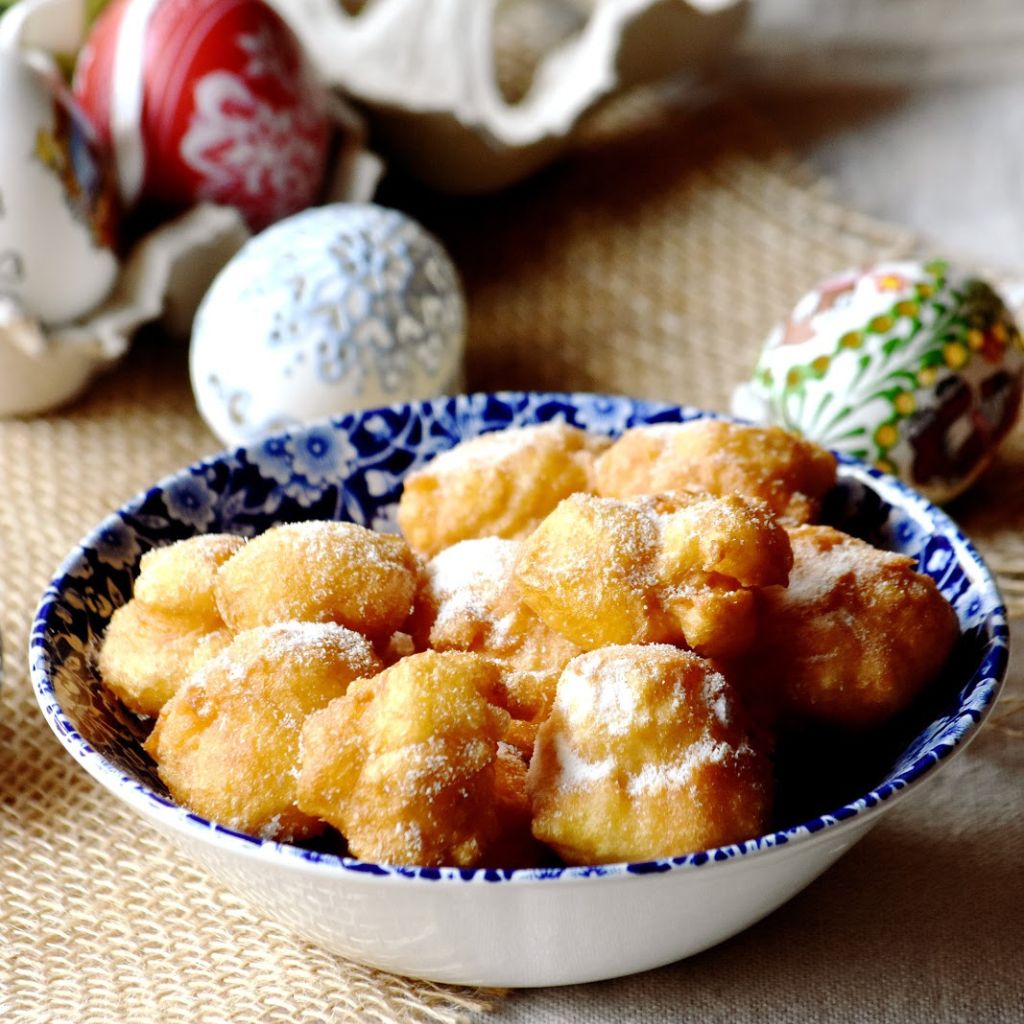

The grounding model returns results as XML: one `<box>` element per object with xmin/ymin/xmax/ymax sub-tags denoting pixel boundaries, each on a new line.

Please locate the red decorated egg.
<box><xmin>73</xmin><ymin>0</ymin><xmax>332</xmax><ymax>230</ymax></box>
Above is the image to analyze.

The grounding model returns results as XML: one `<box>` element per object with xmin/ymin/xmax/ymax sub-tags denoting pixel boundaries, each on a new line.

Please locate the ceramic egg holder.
<box><xmin>0</xmin><ymin>0</ymin><xmax>381</xmax><ymax>417</ymax></box>
<box><xmin>266</xmin><ymin>0</ymin><xmax>749</xmax><ymax>192</ymax></box>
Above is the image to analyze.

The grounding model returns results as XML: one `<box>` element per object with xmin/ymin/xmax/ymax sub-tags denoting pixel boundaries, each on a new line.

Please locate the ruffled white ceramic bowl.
<box><xmin>31</xmin><ymin>392</ymin><xmax>1009</xmax><ymax>987</ymax></box>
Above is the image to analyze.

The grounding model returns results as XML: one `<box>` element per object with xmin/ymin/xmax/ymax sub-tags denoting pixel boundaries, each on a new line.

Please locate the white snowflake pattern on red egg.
<box><xmin>73</xmin><ymin>0</ymin><xmax>332</xmax><ymax>230</ymax></box>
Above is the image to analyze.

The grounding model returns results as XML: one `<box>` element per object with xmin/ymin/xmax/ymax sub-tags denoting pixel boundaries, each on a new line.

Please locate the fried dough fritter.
<box><xmin>96</xmin><ymin>414</ymin><xmax>965</xmax><ymax>873</ymax></box>
<box><xmin>595</xmin><ymin>421</ymin><xmax>837</xmax><ymax>525</ymax></box>
<box><xmin>214</xmin><ymin>520</ymin><xmax>417</xmax><ymax>640</ymax></box>
<box><xmin>752</xmin><ymin>525</ymin><xmax>959</xmax><ymax>728</ymax></box>
<box><xmin>297</xmin><ymin>650</ymin><xmax>509</xmax><ymax>867</ymax></box>
<box><xmin>134</xmin><ymin>534</ymin><xmax>246</xmax><ymax>629</ymax></box>
<box><xmin>396</xmin><ymin>422</ymin><xmax>610</xmax><ymax>557</ymax></box>
<box><xmin>99</xmin><ymin>602</ymin><xmax>212</xmax><ymax>717</ymax></box>
<box><xmin>528</xmin><ymin>645</ymin><xmax>772</xmax><ymax>864</ymax></box>
<box><xmin>515</xmin><ymin>493</ymin><xmax>662</xmax><ymax>649</ymax></box>
<box><xmin>486</xmin><ymin>740</ymin><xmax>550</xmax><ymax>868</ymax></box>
<box><xmin>147</xmin><ymin>621</ymin><xmax>383</xmax><ymax>841</ymax></box>
<box><xmin>514</xmin><ymin>491</ymin><xmax>792</xmax><ymax>660</ymax></box>
<box><xmin>99</xmin><ymin>534</ymin><xmax>245</xmax><ymax>715</ymax></box>
<box><xmin>407</xmin><ymin>537</ymin><xmax>582</xmax><ymax>719</ymax></box>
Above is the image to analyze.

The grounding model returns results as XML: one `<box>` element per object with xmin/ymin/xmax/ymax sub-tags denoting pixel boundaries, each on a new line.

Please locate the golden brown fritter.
<box><xmin>396</xmin><ymin>423</ymin><xmax>610</xmax><ymax>557</ymax></box>
<box><xmin>214</xmin><ymin>520</ymin><xmax>417</xmax><ymax>640</ymax></box>
<box><xmin>297</xmin><ymin>650</ymin><xmax>510</xmax><ymax>867</ymax></box>
<box><xmin>528</xmin><ymin>645</ymin><xmax>772</xmax><ymax>864</ymax></box>
<box><xmin>752</xmin><ymin>525</ymin><xmax>959</xmax><ymax>728</ymax></box>
<box><xmin>407</xmin><ymin>537</ymin><xmax>582</xmax><ymax>719</ymax></box>
<box><xmin>595</xmin><ymin>420</ymin><xmax>837</xmax><ymax>525</ymax></box>
<box><xmin>147</xmin><ymin>622</ymin><xmax>382</xmax><ymax>841</ymax></box>
<box><xmin>514</xmin><ymin>491</ymin><xmax>792</xmax><ymax>660</ymax></box>
<box><xmin>99</xmin><ymin>603</ymin><xmax>214</xmax><ymax>717</ymax></box>
<box><xmin>99</xmin><ymin>534</ymin><xmax>245</xmax><ymax>715</ymax></box>
<box><xmin>134</xmin><ymin>534</ymin><xmax>246</xmax><ymax>630</ymax></box>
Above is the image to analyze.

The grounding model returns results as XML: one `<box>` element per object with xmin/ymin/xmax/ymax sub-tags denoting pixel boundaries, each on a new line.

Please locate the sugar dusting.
<box><xmin>575</xmin><ymin>493</ymin><xmax>664</xmax><ymax>594</ymax></box>
<box><xmin>270</xmin><ymin>521</ymin><xmax>405</xmax><ymax>570</ymax></box>
<box><xmin>701</xmin><ymin>668</ymin><xmax>733</xmax><ymax>728</ymax></box>
<box><xmin>551</xmin><ymin>732</ymin><xmax>614</xmax><ymax>789</ymax></box>
<box><xmin>785</xmin><ymin>531</ymin><xmax>906</xmax><ymax>605</ymax></box>
<box><xmin>425</xmin><ymin>537</ymin><xmax>520</xmax><ymax>641</ymax></box>
<box><xmin>549</xmin><ymin>646</ymin><xmax>748</xmax><ymax>797</ymax></box>
<box><xmin>424</xmin><ymin>423</ymin><xmax>575</xmax><ymax>477</ymax></box>
<box><xmin>197</xmin><ymin>621</ymin><xmax>380</xmax><ymax>690</ymax></box>
<box><xmin>626</xmin><ymin>737</ymin><xmax>736</xmax><ymax>796</ymax></box>
<box><xmin>556</xmin><ymin>650</ymin><xmax>642</xmax><ymax>736</ymax></box>
<box><xmin>257</xmin><ymin>621</ymin><xmax>378</xmax><ymax>672</ymax></box>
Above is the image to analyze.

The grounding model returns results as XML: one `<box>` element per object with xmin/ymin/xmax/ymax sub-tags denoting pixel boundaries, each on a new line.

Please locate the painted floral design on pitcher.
<box><xmin>33</xmin><ymin>89</ymin><xmax>120</xmax><ymax>250</ymax></box>
<box><xmin>744</xmin><ymin>260</ymin><xmax>1024</xmax><ymax>502</ymax></box>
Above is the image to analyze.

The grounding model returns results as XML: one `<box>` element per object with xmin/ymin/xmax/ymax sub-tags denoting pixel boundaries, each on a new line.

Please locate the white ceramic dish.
<box><xmin>31</xmin><ymin>392</ymin><xmax>1009</xmax><ymax>986</ymax></box>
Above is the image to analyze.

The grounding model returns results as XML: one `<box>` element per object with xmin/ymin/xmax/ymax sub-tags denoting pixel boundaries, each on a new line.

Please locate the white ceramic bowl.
<box><xmin>31</xmin><ymin>392</ymin><xmax>1010</xmax><ymax>987</ymax></box>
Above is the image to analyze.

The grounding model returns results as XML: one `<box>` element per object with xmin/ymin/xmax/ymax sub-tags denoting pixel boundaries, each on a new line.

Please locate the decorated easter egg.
<box><xmin>73</xmin><ymin>0</ymin><xmax>332</xmax><ymax>230</ymax></box>
<box><xmin>0</xmin><ymin>51</ymin><xmax>120</xmax><ymax>326</ymax></box>
<box><xmin>733</xmin><ymin>259</ymin><xmax>1024</xmax><ymax>502</ymax></box>
<box><xmin>190</xmin><ymin>203</ymin><xmax>466</xmax><ymax>446</ymax></box>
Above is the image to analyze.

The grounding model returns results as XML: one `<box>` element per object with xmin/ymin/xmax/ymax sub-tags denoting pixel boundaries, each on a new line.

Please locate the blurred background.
<box><xmin>7</xmin><ymin>0</ymin><xmax>1018</xmax><ymax>268</ymax></box>
<box><xmin>737</xmin><ymin>0</ymin><xmax>1024</xmax><ymax>269</ymax></box>
<box><xmin>484</xmin><ymin>0</ymin><xmax>1024</xmax><ymax>268</ymax></box>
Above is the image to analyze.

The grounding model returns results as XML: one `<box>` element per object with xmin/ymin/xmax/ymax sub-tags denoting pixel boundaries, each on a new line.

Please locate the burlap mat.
<box><xmin>1</xmin><ymin>92</ymin><xmax>1021</xmax><ymax>1023</ymax></box>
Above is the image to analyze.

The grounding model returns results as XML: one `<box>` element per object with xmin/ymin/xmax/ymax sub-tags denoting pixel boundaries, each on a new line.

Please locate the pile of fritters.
<box><xmin>99</xmin><ymin>419</ymin><xmax>959</xmax><ymax>867</ymax></box>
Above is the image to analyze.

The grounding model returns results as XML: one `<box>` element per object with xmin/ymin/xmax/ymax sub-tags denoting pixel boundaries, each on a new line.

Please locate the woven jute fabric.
<box><xmin>0</xmin><ymin>93</ymin><xmax>1020</xmax><ymax>1024</ymax></box>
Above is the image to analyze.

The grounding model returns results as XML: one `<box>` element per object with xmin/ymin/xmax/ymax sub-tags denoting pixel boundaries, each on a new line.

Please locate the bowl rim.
<box><xmin>30</xmin><ymin>390</ymin><xmax>1012</xmax><ymax>886</ymax></box>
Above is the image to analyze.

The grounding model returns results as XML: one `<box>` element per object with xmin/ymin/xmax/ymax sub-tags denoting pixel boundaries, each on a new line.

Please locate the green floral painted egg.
<box><xmin>733</xmin><ymin>259</ymin><xmax>1024</xmax><ymax>502</ymax></box>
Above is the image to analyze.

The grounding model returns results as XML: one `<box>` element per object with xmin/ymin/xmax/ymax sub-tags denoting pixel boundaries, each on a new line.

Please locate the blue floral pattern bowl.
<box><xmin>30</xmin><ymin>392</ymin><xmax>1010</xmax><ymax>987</ymax></box>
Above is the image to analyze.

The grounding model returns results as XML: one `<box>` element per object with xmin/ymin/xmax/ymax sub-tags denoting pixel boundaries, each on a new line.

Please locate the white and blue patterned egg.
<box><xmin>190</xmin><ymin>203</ymin><xmax>466</xmax><ymax>446</ymax></box>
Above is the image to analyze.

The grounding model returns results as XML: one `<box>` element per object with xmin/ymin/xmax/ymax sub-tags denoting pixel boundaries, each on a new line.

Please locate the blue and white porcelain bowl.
<box><xmin>31</xmin><ymin>392</ymin><xmax>1010</xmax><ymax>987</ymax></box>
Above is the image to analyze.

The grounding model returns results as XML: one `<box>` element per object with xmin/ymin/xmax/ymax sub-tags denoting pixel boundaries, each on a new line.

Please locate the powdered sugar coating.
<box><xmin>529</xmin><ymin>645</ymin><xmax>771</xmax><ymax>864</ymax></box>
<box><xmin>147</xmin><ymin>621</ymin><xmax>383</xmax><ymax>843</ymax></box>
<box><xmin>556</xmin><ymin>649</ymin><xmax>643</xmax><ymax>737</ymax></box>
<box><xmin>549</xmin><ymin>731</ymin><xmax>614</xmax><ymax>789</ymax></box>
<box><xmin>423</xmin><ymin>537</ymin><xmax>521</xmax><ymax>640</ymax></box>
<box><xmin>423</xmin><ymin>422</ymin><xmax>601</xmax><ymax>477</ymax></box>
<box><xmin>516</xmin><ymin>490</ymin><xmax>791</xmax><ymax>659</ymax></box>
<box><xmin>627</xmin><ymin>738</ymin><xmax>735</xmax><ymax>797</ymax></box>
<box><xmin>397</xmin><ymin>422</ymin><xmax>610</xmax><ymax>556</ymax></box>
<box><xmin>214</xmin><ymin>520</ymin><xmax>417</xmax><ymax>640</ymax></box>
<box><xmin>135</xmin><ymin>533</ymin><xmax>246</xmax><ymax>627</ymax></box>
<box><xmin>297</xmin><ymin>651</ymin><xmax>510</xmax><ymax>868</ymax></box>
<box><xmin>409</xmin><ymin>537</ymin><xmax>582</xmax><ymax>717</ymax></box>
<box><xmin>243</xmin><ymin>620</ymin><xmax>380</xmax><ymax>678</ymax></box>
<box><xmin>595</xmin><ymin>420</ymin><xmax>837</xmax><ymax>525</ymax></box>
<box><xmin>781</xmin><ymin>527</ymin><xmax>910</xmax><ymax>606</ymax></box>
<box><xmin>752</xmin><ymin>524</ymin><xmax>960</xmax><ymax>728</ymax></box>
